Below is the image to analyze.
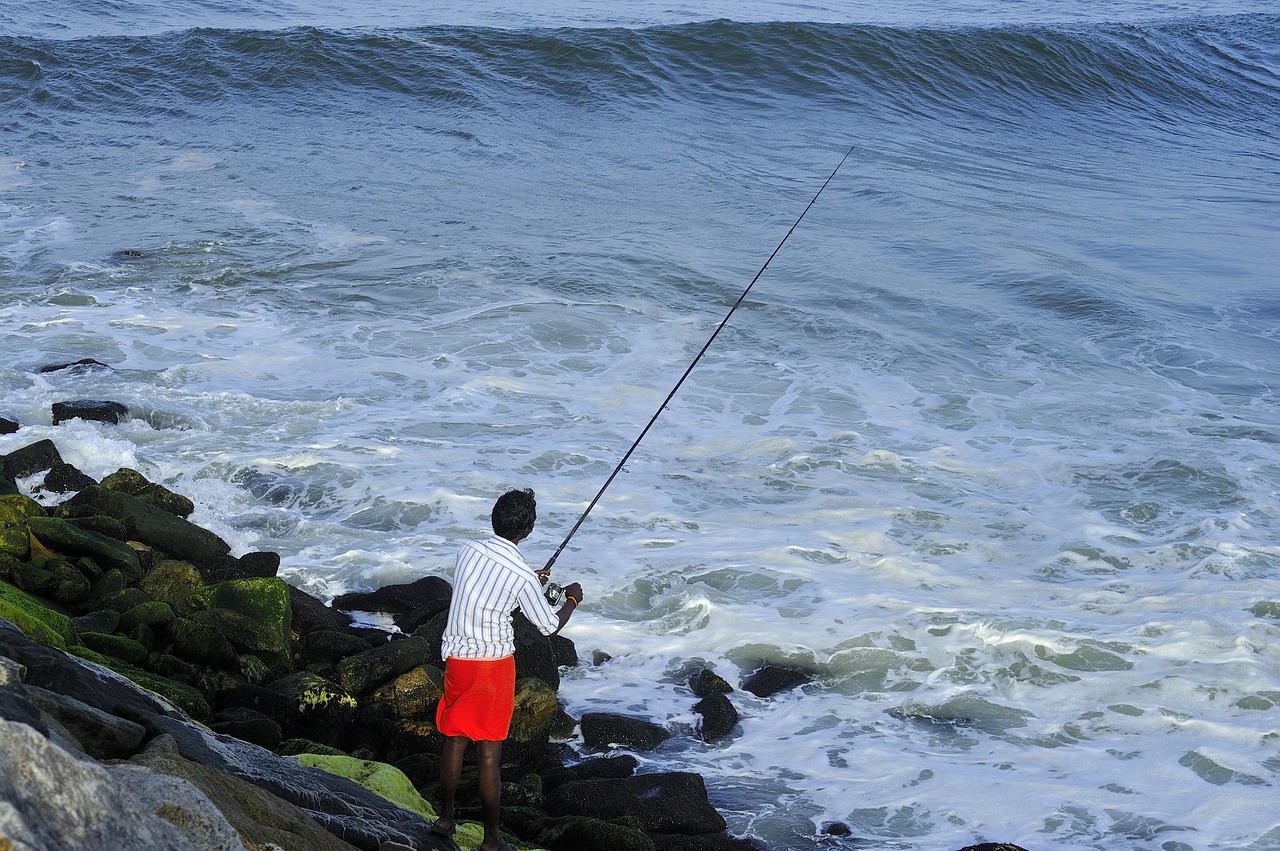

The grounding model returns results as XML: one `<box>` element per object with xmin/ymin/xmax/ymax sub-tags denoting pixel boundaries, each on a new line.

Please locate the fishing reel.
<box><xmin>544</xmin><ymin>581</ymin><xmax>567</xmax><ymax>606</ymax></box>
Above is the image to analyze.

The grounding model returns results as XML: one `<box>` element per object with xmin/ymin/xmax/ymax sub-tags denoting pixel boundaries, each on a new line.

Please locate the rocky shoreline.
<box><xmin>1</xmin><ymin>385</ymin><xmax>1031</xmax><ymax>851</ymax></box>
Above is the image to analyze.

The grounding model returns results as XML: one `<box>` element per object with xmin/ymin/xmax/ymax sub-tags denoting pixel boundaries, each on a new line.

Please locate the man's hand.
<box><xmin>562</xmin><ymin>582</ymin><xmax>583</xmax><ymax>605</ymax></box>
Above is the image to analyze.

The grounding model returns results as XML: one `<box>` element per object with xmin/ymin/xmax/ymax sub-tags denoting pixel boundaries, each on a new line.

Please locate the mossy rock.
<box><xmin>170</xmin><ymin>615</ymin><xmax>240</xmax><ymax>668</ymax></box>
<box><xmin>276</xmin><ymin>738</ymin><xmax>348</xmax><ymax>757</ymax></box>
<box><xmin>293</xmin><ymin>754</ymin><xmax>438</xmax><ymax>821</ymax></box>
<box><xmin>368</xmin><ymin>664</ymin><xmax>444</xmax><ymax>718</ymax></box>
<box><xmin>267</xmin><ymin>671</ymin><xmax>357</xmax><ymax>723</ymax></box>
<box><xmin>67</xmin><ymin>644</ymin><xmax>212</xmax><ymax>720</ymax></box>
<box><xmin>100</xmin><ymin>467</ymin><xmax>196</xmax><ymax>518</ymax></box>
<box><xmin>8</xmin><ymin>559</ymin><xmax>91</xmax><ymax>608</ymax></box>
<box><xmin>138</xmin><ymin>560</ymin><xmax>204</xmax><ymax>615</ymax></box>
<box><xmin>0</xmin><ymin>578</ymin><xmax>75</xmax><ymax>649</ymax></box>
<box><xmin>97</xmin><ymin>587</ymin><xmax>154</xmax><ymax>614</ymax></box>
<box><xmin>79</xmin><ymin>630</ymin><xmax>150</xmax><ymax>667</ymax></box>
<box><xmin>0</xmin><ymin>526</ymin><xmax>30</xmax><ymax>561</ymax></box>
<box><xmin>27</xmin><ymin>515</ymin><xmax>142</xmax><ymax>580</ymax></box>
<box><xmin>117</xmin><ymin>599</ymin><xmax>177</xmax><ymax>634</ymax></box>
<box><xmin>510</xmin><ymin>677</ymin><xmax>559</xmax><ymax>744</ymax></box>
<box><xmin>189</xmin><ymin>577</ymin><xmax>292</xmax><ymax>668</ymax></box>
<box><xmin>0</xmin><ymin>494</ymin><xmax>46</xmax><ymax>527</ymax></box>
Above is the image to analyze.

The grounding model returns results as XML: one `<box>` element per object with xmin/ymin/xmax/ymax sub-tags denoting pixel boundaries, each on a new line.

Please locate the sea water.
<box><xmin>1</xmin><ymin>1</ymin><xmax>1278</xmax><ymax>849</ymax></box>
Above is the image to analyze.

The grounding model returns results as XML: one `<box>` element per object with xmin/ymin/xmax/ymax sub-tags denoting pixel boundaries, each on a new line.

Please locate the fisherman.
<box><xmin>430</xmin><ymin>487</ymin><xmax>583</xmax><ymax>851</ymax></box>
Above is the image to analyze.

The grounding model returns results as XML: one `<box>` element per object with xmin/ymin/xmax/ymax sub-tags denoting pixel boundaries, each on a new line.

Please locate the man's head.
<box><xmin>492</xmin><ymin>488</ymin><xmax>536</xmax><ymax>542</ymax></box>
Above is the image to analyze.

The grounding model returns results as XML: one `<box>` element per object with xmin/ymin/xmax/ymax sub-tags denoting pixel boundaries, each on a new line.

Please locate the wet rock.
<box><xmin>211</xmin><ymin>706</ymin><xmax>284</xmax><ymax>751</ymax></box>
<box><xmin>545</xmin><ymin>772</ymin><xmax>728</xmax><ymax>835</ymax></box>
<box><xmin>367</xmin><ymin>664</ymin><xmax>444</xmax><ymax>719</ymax></box>
<box><xmin>332</xmin><ymin>574</ymin><xmax>452</xmax><ymax>616</ymax></box>
<box><xmin>509</xmin><ymin>676</ymin><xmax>558</xmax><ymax>744</ymax></box>
<box><xmin>581</xmin><ymin>712</ymin><xmax>672</xmax><ymax>753</ymax></box>
<box><xmin>28</xmin><ymin>515</ymin><xmax>142</xmax><ymax>579</ymax></box>
<box><xmin>37</xmin><ymin>358</ymin><xmax>112</xmax><ymax>374</ymax></box>
<box><xmin>42</xmin><ymin>462</ymin><xmax>97</xmax><ymax>494</ymax></box>
<box><xmin>267</xmin><ymin>671</ymin><xmax>357</xmax><ymax>725</ymax></box>
<box><xmin>25</xmin><ymin>684</ymin><xmax>148</xmax><ymax>759</ymax></box>
<box><xmin>689</xmin><ymin>667</ymin><xmax>734</xmax><ymax>698</ymax></box>
<box><xmin>67</xmin><ymin>485</ymin><xmax>231</xmax><ymax>571</ymax></box>
<box><xmin>335</xmin><ymin>634</ymin><xmax>429</xmax><ymax>696</ymax></box>
<box><xmin>741</xmin><ymin>663</ymin><xmax>813</xmax><ymax>698</ymax></box>
<box><xmin>693</xmin><ymin>693</ymin><xmax>738</xmax><ymax>742</ymax></box>
<box><xmin>52</xmin><ymin>399</ymin><xmax>129</xmax><ymax>426</ymax></box>
<box><xmin>0</xmin><ymin>416</ymin><xmax>19</xmax><ymax>435</ymax></box>
<box><xmin>3</xmin><ymin>438</ymin><xmax>64</xmax><ymax>479</ymax></box>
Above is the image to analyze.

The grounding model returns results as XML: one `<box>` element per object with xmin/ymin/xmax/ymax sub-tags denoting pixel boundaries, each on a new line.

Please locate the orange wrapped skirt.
<box><xmin>436</xmin><ymin>656</ymin><xmax>516</xmax><ymax>741</ymax></box>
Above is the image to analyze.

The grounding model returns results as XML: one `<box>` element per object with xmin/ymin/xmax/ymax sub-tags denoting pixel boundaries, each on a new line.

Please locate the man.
<box><xmin>431</xmin><ymin>488</ymin><xmax>583</xmax><ymax>851</ymax></box>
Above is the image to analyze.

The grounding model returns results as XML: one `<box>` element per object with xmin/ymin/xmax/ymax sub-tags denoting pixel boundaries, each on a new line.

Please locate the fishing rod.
<box><xmin>541</xmin><ymin>144</ymin><xmax>856</xmax><ymax>582</ymax></box>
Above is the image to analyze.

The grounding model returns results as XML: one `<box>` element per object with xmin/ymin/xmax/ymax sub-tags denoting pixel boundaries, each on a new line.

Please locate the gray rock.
<box><xmin>581</xmin><ymin>711</ymin><xmax>672</xmax><ymax>753</ymax></box>
<box><xmin>25</xmin><ymin>684</ymin><xmax>147</xmax><ymax>759</ymax></box>
<box><xmin>545</xmin><ymin>771</ymin><xmax>728</xmax><ymax>835</ymax></box>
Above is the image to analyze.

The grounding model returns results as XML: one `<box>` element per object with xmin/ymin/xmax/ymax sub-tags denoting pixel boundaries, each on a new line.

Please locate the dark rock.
<box><xmin>129</xmin><ymin>734</ymin><xmax>366</xmax><ymax>851</ymax></box>
<box><xmin>545</xmin><ymin>772</ymin><xmax>728</xmax><ymax>835</ymax></box>
<box><xmin>28</xmin><ymin>515</ymin><xmax>142</xmax><ymax>579</ymax></box>
<box><xmin>37</xmin><ymin>358</ymin><xmax>112</xmax><ymax>374</ymax></box>
<box><xmin>204</xmin><ymin>550</ymin><xmax>281</xmax><ymax>582</ymax></box>
<box><xmin>0</xmin><ymin>416</ymin><xmax>18</xmax><ymax>435</ymax></box>
<box><xmin>63</xmin><ymin>512</ymin><xmax>129</xmax><ymax>542</ymax></box>
<box><xmin>411</xmin><ymin>609</ymin><xmax>449</xmax><ymax>667</ymax></box>
<box><xmin>331</xmin><ymin>574</ymin><xmax>452</xmax><ymax>616</ymax></box>
<box><xmin>580</xmin><ymin>712</ymin><xmax>672</xmax><ymax>753</ymax></box>
<box><xmin>220</xmin><ymin>683</ymin><xmax>303</xmax><ymax>728</ymax></box>
<box><xmin>99</xmin><ymin>467</ymin><xmax>194</xmax><ymax>517</ymax></box>
<box><xmin>651</xmin><ymin>834</ymin><xmax>765</xmax><ymax>850</ymax></box>
<box><xmin>266</xmin><ymin>671</ymin><xmax>356</xmax><ymax>726</ymax></box>
<box><xmin>25</xmin><ymin>684</ymin><xmax>147</xmax><ymax>759</ymax></box>
<box><xmin>170</xmin><ymin>616</ymin><xmax>240</xmax><ymax>668</ymax></box>
<box><xmin>0</xmin><ymin>655</ymin><xmax>49</xmax><ymax>734</ymax></box>
<box><xmin>740</xmin><ymin>664</ymin><xmax>813</xmax><ymax>698</ymax></box>
<box><xmin>72</xmin><ymin>609</ymin><xmax>120</xmax><ymax>635</ymax></box>
<box><xmin>689</xmin><ymin>668</ymin><xmax>733</xmax><ymax>698</ymax></box>
<box><xmin>289</xmin><ymin>585</ymin><xmax>355</xmax><ymax>636</ymax></box>
<box><xmin>52</xmin><ymin>399</ymin><xmax>129</xmax><ymax>426</ymax></box>
<box><xmin>68</xmin><ymin>485</ymin><xmax>230</xmax><ymax>571</ymax></box>
<box><xmin>335</xmin><ymin>634</ymin><xmax>429</xmax><ymax>696</ymax></box>
<box><xmin>551</xmin><ymin>633</ymin><xmax>578</xmax><ymax>669</ymax></box>
<box><xmin>41</xmin><ymin>462</ymin><xmax>97</xmax><ymax>494</ymax></box>
<box><xmin>3</xmin><ymin>438</ymin><xmax>64</xmax><ymax>478</ymax></box>
<box><xmin>211</xmin><ymin>706</ymin><xmax>284</xmax><ymax>750</ymax></box>
<box><xmin>79</xmin><ymin>632</ymin><xmax>150</xmax><ymax>667</ymax></box>
<box><xmin>514</xmin><ymin>610</ymin><xmax>561</xmax><ymax>690</ymax></box>
<box><xmin>693</xmin><ymin>693</ymin><xmax>738</xmax><ymax>743</ymax></box>
<box><xmin>391</xmin><ymin>597</ymin><xmax>450</xmax><ymax>633</ymax></box>
<box><xmin>541</xmin><ymin>754</ymin><xmax>640</xmax><ymax>793</ymax></box>
<box><xmin>305</xmin><ymin>629</ymin><xmax>374</xmax><ymax>667</ymax></box>
<box><xmin>956</xmin><ymin>845</ymin><xmax>1032</xmax><ymax>851</ymax></box>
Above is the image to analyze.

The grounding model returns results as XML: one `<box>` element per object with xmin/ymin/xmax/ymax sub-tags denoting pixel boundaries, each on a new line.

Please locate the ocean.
<box><xmin>2</xmin><ymin>1</ymin><xmax>1278</xmax><ymax>849</ymax></box>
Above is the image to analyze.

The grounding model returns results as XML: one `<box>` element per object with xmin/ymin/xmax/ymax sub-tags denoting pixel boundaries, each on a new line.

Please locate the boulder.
<box><xmin>24</xmin><ymin>683</ymin><xmax>147</xmax><ymax>759</ymax></box>
<box><xmin>740</xmin><ymin>663</ymin><xmax>813</xmax><ymax>698</ymax></box>
<box><xmin>509</xmin><ymin>676</ymin><xmax>558</xmax><ymax>744</ymax></box>
<box><xmin>545</xmin><ymin>772</ymin><xmax>728</xmax><ymax>835</ymax></box>
<box><xmin>37</xmin><ymin>358</ymin><xmax>111</xmax><ymax>373</ymax></box>
<box><xmin>100</xmin><ymin>467</ymin><xmax>195</xmax><ymax>517</ymax></box>
<box><xmin>367</xmin><ymin>664</ymin><xmax>444</xmax><ymax>719</ymax></box>
<box><xmin>331</xmin><ymin>575</ymin><xmax>452</xmax><ymax>615</ymax></box>
<box><xmin>267</xmin><ymin>671</ymin><xmax>356</xmax><ymax>725</ymax></box>
<box><xmin>689</xmin><ymin>667</ymin><xmax>733</xmax><ymax>698</ymax></box>
<box><xmin>42</xmin><ymin>462</ymin><xmax>98</xmax><ymax>494</ymax></box>
<box><xmin>3</xmin><ymin>439</ymin><xmax>63</xmax><ymax>479</ymax></box>
<box><xmin>67</xmin><ymin>485</ymin><xmax>230</xmax><ymax>571</ymax></box>
<box><xmin>0</xmin><ymin>416</ymin><xmax>18</xmax><ymax>434</ymax></box>
<box><xmin>335</xmin><ymin>634</ymin><xmax>429</xmax><ymax>696</ymax></box>
<box><xmin>693</xmin><ymin>693</ymin><xmax>738</xmax><ymax>743</ymax></box>
<box><xmin>581</xmin><ymin>712</ymin><xmax>672</xmax><ymax>753</ymax></box>
<box><xmin>28</xmin><ymin>515</ymin><xmax>142</xmax><ymax>579</ymax></box>
<box><xmin>52</xmin><ymin>399</ymin><xmax>129</xmax><ymax>425</ymax></box>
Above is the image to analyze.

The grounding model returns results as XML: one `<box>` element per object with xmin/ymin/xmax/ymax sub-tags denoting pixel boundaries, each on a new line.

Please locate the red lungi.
<box><xmin>436</xmin><ymin>656</ymin><xmax>516</xmax><ymax>741</ymax></box>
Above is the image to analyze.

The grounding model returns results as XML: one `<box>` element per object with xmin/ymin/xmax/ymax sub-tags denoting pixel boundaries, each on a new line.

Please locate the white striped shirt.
<box><xmin>440</xmin><ymin>534</ymin><xmax>562</xmax><ymax>660</ymax></box>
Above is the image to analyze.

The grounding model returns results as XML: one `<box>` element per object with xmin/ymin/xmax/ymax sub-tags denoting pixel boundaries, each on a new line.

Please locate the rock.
<box><xmin>0</xmin><ymin>416</ymin><xmax>18</xmax><ymax>435</ymax></box>
<box><xmin>335</xmin><ymin>634</ymin><xmax>429</xmax><ymax>696</ymax></box>
<box><xmin>693</xmin><ymin>693</ymin><xmax>738</xmax><ymax>742</ymax></box>
<box><xmin>52</xmin><ymin>399</ymin><xmax>130</xmax><ymax>425</ymax></box>
<box><xmin>28</xmin><ymin>515</ymin><xmax>142</xmax><ymax>579</ymax></box>
<box><xmin>540</xmin><ymin>754</ymin><xmax>640</xmax><ymax>793</ymax></box>
<box><xmin>367</xmin><ymin>664</ymin><xmax>444</xmax><ymax>719</ymax></box>
<box><xmin>289</xmin><ymin>585</ymin><xmax>355</xmax><ymax>635</ymax></box>
<box><xmin>0</xmin><ymin>654</ymin><xmax>49</xmax><ymax>734</ymax></box>
<box><xmin>689</xmin><ymin>667</ymin><xmax>733</xmax><ymax>698</ymax></box>
<box><xmin>545</xmin><ymin>772</ymin><xmax>728</xmax><ymax>835</ymax></box>
<box><xmin>0</xmin><ymin>577</ymin><xmax>76</xmax><ymax>649</ymax></box>
<box><xmin>79</xmin><ymin>631</ymin><xmax>150</xmax><ymax>667</ymax></box>
<box><xmin>204</xmin><ymin>550</ymin><xmax>281</xmax><ymax>582</ymax></box>
<box><xmin>391</xmin><ymin>597</ymin><xmax>450</xmax><ymax>633</ymax></box>
<box><xmin>514</xmin><ymin>610</ymin><xmax>561</xmax><ymax>689</ymax></box>
<box><xmin>100</xmin><ymin>467</ymin><xmax>195</xmax><ymax>517</ymax></box>
<box><xmin>581</xmin><ymin>712</ymin><xmax>672</xmax><ymax>753</ymax></box>
<box><xmin>332</xmin><ymin>575</ymin><xmax>452</xmax><ymax>616</ymax></box>
<box><xmin>0</xmin><ymin>718</ymin><xmax>218</xmax><ymax>850</ymax></box>
<box><xmin>509</xmin><ymin>676</ymin><xmax>558</xmax><ymax>744</ymax></box>
<box><xmin>3</xmin><ymin>439</ymin><xmax>64</xmax><ymax>479</ymax></box>
<box><xmin>740</xmin><ymin>663</ymin><xmax>813</xmax><ymax>698</ymax></box>
<box><xmin>189</xmin><ymin>577</ymin><xmax>293</xmax><ymax>673</ymax></box>
<box><xmin>956</xmin><ymin>845</ymin><xmax>1031</xmax><ymax>851</ymax></box>
<box><xmin>138</xmin><ymin>560</ymin><xmax>203</xmax><ymax>614</ymax></box>
<box><xmin>171</xmin><ymin>616</ymin><xmax>240</xmax><ymax>668</ymax></box>
<box><xmin>24</xmin><ymin>683</ymin><xmax>147</xmax><ymax>759</ymax></box>
<box><xmin>37</xmin><ymin>358</ymin><xmax>112</xmax><ymax>373</ymax></box>
<box><xmin>67</xmin><ymin>485</ymin><xmax>231</xmax><ymax>571</ymax></box>
<box><xmin>42</xmin><ymin>462</ymin><xmax>98</xmax><ymax>493</ymax></box>
<box><xmin>211</xmin><ymin>706</ymin><xmax>284</xmax><ymax>751</ymax></box>
<box><xmin>130</xmin><ymin>734</ymin><xmax>362</xmax><ymax>851</ymax></box>
<box><xmin>305</xmin><ymin>629</ymin><xmax>374</xmax><ymax>667</ymax></box>
<box><xmin>267</xmin><ymin>671</ymin><xmax>357</xmax><ymax>725</ymax></box>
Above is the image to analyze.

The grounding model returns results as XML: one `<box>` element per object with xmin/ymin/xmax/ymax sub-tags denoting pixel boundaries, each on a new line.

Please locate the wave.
<box><xmin>2</xmin><ymin>16</ymin><xmax>1277</xmax><ymax>130</ymax></box>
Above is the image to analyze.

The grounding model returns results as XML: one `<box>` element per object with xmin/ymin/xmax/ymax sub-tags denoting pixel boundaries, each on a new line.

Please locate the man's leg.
<box><xmin>436</xmin><ymin>735</ymin><xmax>469</xmax><ymax>832</ymax></box>
<box><xmin>476</xmin><ymin>738</ymin><xmax>504</xmax><ymax>850</ymax></box>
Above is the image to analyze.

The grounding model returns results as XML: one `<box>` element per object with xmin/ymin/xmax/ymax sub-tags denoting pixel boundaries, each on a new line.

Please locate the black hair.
<box><xmin>492</xmin><ymin>488</ymin><xmax>536</xmax><ymax>540</ymax></box>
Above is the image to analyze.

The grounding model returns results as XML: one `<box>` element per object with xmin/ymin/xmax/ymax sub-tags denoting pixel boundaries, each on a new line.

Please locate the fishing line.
<box><xmin>542</xmin><ymin>144</ymin><xmax>856</xmax><ymax>575</ymax></box>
